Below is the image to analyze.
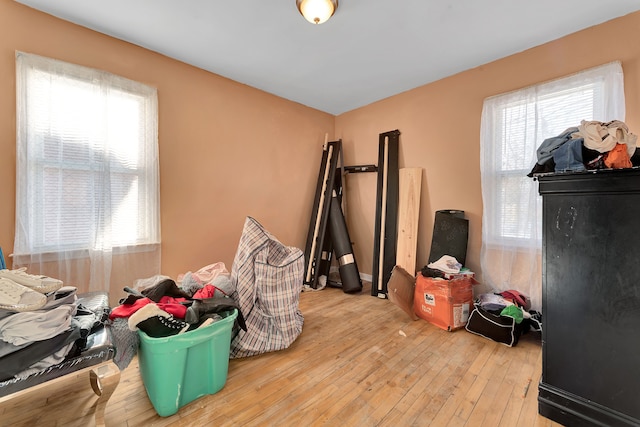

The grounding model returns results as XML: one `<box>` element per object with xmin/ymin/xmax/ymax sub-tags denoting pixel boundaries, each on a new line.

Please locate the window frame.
<box><xmin>481</xmin><ymin>61</ymin><xmax>625</xmax><ymax>249</ymax></box>
<box><xmin>15</xmin><ymin>52</ymin><xmax>160</xmax><ymax>257</ymax></box>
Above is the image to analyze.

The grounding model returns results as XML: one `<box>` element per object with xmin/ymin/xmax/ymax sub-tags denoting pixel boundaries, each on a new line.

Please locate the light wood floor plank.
<box><xmin>0</xmin><ymin>282</ymin><xmax>563</xmax><ymax>427</ymax></box>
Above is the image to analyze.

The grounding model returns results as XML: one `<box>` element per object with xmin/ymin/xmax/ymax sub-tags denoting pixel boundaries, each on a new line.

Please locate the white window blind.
<box><xmin>488</xmin><ymin>84</ymin><xmax>604</xmax><ymax>242</ymax></box>
<box><xmin>479</xmin><ymin>61</ymin><xmax>625</xmax><ymax>311</ymax></box>
<box><xmin>15</xmin><ymin>52</ymin><xmax>161</xmax><ymax>291</ymax></box>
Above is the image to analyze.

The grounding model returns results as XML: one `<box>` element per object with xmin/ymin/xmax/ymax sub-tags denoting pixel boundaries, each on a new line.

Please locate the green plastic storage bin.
<box><xmin>137</xmin><ymin>309</ymin><xmax>238</xmax><ymax>417</ymax></box>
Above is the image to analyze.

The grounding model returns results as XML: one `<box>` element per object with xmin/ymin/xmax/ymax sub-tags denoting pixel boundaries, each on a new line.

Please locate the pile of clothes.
<box><xmin>421</xmin><ymin>254</ymin><xmax>475</xmax><ymax>280</ymax></box>
<box><xmin>0</xmin><ymin>268</ymin><xmax>108</xmax><ymax>381</ymax></box>
<box><xmin>112</xmin><ymin>218</ymin><xmax>305</xmax><ymax>365</ymax></box>
<box><xmin>528</xmin><ymin>120</ymin><xmax>639</xmax><ymax>176</ymax></box>
<box><xmin>465</xmin><ymin>289</ymin><xmax>542</xmax><ymax>347</ymax></box>
<box><xmin>108</xmin><ymin>262</ymin><xmax>246</xmax><ymax>369</ymax></box>
<box><xmin>109</xmin><ymin>266</ymin><xmax>245</xmax><ymax>339</ymax></box>
<box><xmin>475</xmin><ymin>290</ymin><xmax>541</xmax><ymax>329</ymax></box>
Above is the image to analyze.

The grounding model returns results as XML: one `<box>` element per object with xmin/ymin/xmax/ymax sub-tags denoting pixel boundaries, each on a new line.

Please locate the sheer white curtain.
<box><xmin>479</xmin><ymin>61</ymin><xmax>625</xmax><ymax>311</ymax></box>
<box><xmin>14</xmin><ymin>52</ymin><xmax>161</xmax><ymax>293</ymax></box>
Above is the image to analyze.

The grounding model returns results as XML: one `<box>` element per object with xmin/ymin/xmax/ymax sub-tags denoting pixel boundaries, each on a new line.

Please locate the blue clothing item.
<box><xmin>536</xmin><ymin>127</ymin><xmax>579</xmax><ymax>165</ymax></box>
<box><xmin>553</xmin><ymin>137</ymin><xmax>586</xmax><ymax>173</ymax></box>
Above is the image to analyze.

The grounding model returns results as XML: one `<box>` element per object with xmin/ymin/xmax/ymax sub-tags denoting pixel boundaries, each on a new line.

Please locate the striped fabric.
<box><xmin>230</xmin><ymin>217</ymin><xmax>304</xmax><ymax>358</ymax></box>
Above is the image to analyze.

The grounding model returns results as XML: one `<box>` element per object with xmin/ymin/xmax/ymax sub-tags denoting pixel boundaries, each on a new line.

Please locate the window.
<box><xmin>480</xmin><ymin>61</ymin><xmax>625</xmax><ymax>246</ymax></box>
<box><xmin>15</xmin><ymin>52</ymin><xmax>160</xmax><ymax>290</ymax></box>
<box><xmin>479</xmin><ymin>61</ymin><xmax>625</xmax><ymax>311</ymax></box>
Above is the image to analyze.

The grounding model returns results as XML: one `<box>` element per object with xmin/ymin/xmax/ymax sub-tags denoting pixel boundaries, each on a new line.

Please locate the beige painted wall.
<box><xmin>1</xmin><ymin>0</ymin><xmax>639</xmax><ymax>296</ymax></box>
<box><xmin>336</xmin><ymin>11</ymin><xmax>640</xmax><ymax>281</ymax></box>
<box><xmin>0</xmin><ymin>1</ymin><xmax>333</xmax><ymax>299</ymax></box>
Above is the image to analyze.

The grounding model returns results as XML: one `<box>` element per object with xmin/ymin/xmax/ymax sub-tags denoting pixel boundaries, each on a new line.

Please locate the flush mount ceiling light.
<box><xmin>296</xmin><ymin>0</ymin><xmax>338</xmax><ymax>25</ymax></box>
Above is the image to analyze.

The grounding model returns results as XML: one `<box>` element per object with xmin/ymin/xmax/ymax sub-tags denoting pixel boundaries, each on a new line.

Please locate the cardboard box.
<box><xmin>413</xmin><ymin>274</ymin><xmax>473</xmax><ymax>331</ymax></box>
<box><xmin>387</xmin><ymin>265</ymin><xmax>418</xmax><ymax>321</ymax></box>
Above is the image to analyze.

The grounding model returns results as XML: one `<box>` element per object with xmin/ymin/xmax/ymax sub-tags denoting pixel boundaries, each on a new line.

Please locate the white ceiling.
<box><xmin>15</xmin><ymin>0</ymin><xmax>640</xmax><ymax>115</ymax></box>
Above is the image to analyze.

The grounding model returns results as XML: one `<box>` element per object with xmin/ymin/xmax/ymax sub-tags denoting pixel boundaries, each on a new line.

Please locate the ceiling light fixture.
<box><xmin>296</xmin><ymin>0</ymin><xmax>338</xmax><ymax>25</ymax></box>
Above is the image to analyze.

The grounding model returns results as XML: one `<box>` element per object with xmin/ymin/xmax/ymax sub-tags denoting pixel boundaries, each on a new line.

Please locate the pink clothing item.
<box><xmin>192</xmin><ymin>284</ymin><xmax>227</xmax><ymax>299</ymax></box>
<box><xmin>177</xmin><ymin>262</ymin><xmax>229</xmax><ymax>286</ymax></box>
<box><xmin>109</xmin><ymin>296</ymin><xmax>187</xmax><ymax>320</ymax></box>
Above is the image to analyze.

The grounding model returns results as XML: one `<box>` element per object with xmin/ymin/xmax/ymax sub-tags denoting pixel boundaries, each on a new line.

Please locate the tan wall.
<box><xmin>0</xmin><ymin>1</ymin><xmax>334</xmax><ymax>297</ymax></box>
<box><xmin>336</xmin><ymin>11</ymin><xmax>640</xmax><ymax>280</ymax></box>
<box><xmin>2</xmin><ymin>1</ymin><xmax>639</xmax><ymax>294</ymax></box>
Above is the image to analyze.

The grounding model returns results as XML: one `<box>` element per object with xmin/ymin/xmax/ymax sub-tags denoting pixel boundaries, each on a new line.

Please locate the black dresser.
<box><xmin>538</xmin><ymin>169</ymin><xmax>640</xmax><ymax>426</ymax></box>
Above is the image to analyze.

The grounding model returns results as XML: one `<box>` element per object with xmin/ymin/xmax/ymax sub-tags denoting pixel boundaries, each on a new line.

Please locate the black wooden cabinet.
<box><xmin>538</xmin><ymin>169</ymin><xmax>640</xmax><ymax>427</ymax></box>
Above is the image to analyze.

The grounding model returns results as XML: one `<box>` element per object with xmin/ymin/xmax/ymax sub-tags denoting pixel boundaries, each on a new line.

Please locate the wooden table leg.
<box><xmin>89</xmin><ymin>361</ymin><xmax>121</xmax><ymax>427</ymax></box>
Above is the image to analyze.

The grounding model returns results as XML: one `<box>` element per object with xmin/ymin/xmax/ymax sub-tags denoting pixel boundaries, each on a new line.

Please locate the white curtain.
<box><xmin>14</xmin><ymin>52</ymin><xmax>161</xmax><ymax>293</ymax></box>
<box><xmin>479</xmin><ymin>61</ymin><xmax>625</xmax><ymax>311</ymax></box>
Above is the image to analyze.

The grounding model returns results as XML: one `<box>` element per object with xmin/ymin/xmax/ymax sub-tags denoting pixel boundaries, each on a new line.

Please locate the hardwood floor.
<box><xmin>0</xmin><ymin>282</ymin><xmax>563</xmax><ymax>427</ymax></box>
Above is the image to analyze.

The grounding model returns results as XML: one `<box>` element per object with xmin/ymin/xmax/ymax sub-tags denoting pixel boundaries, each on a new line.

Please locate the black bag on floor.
<box><xmin>465</xmin><ymin>304</ymin><xmax>524</xmax><ymax>347</ymax></box>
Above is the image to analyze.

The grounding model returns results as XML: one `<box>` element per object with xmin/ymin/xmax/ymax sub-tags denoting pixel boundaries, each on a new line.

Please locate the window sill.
<box><xmin>11</xmin><ymin>242</ymin><xmax>160</xmax><ymax>264</ymax></box>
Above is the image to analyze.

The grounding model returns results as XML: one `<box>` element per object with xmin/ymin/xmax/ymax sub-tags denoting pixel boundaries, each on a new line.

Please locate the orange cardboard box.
<box><xmin>413</xmin><ymin>274</ymin><xmax>474</xmax><ymax>331</ymax></box>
